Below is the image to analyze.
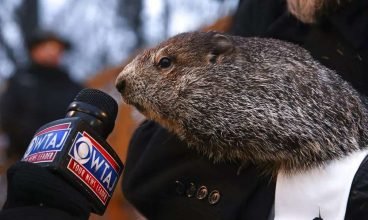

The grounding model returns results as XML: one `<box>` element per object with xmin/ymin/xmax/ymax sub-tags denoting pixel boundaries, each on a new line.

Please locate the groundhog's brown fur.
<box><xmin>116</xmin><ymin>31</ymin><xmax>368</xmax><ymax>172</ymax></box>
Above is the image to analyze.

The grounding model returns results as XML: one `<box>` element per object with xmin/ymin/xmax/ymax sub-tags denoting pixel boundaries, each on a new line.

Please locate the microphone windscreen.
<box><xmin>74</xmin><ymin>88</ymin><xmax>118</xmax><ymax>126</ymax></box>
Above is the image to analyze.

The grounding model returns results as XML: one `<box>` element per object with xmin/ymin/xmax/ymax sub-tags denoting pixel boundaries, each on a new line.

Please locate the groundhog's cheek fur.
<box><xmin>126</xmin><ymin>70</ymin><xmax>179</xmax><ymax>120</ymax></box>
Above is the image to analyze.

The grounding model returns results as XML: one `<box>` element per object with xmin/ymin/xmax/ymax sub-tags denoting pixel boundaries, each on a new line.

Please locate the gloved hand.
<box><xmin>0</xmin><ymin>161</ymin><xmax>92</xmax><ymax>220</ymax></box>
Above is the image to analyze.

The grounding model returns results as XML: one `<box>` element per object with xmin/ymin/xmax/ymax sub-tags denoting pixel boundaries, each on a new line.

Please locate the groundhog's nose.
<box><xmin>116</xmin><ymin>79</ymin><xmax>126</xmax><ymax>94</ymax></box>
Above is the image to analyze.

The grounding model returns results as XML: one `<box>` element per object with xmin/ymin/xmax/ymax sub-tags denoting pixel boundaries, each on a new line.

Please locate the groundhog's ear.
<box><xmin>208</xmin><ymin>33</ymin><xmax>234</xmax><ymax>64</ymax></box>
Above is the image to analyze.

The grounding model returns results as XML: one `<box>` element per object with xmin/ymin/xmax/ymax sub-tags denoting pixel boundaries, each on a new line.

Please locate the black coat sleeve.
<box><xmin>345</xmin><ymin>156</ymin><xmax>368</xmax><ymax>220</ymax></box>
<box><xmin>0</xmin><ymin>75</ymin><xmax>39</xmax><ymax>157</ymax></box>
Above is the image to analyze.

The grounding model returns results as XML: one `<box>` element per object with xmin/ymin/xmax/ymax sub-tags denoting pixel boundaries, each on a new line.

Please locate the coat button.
<box><xmin>186</xmin><ymin>182</ymin><xmax>197</xmax><ymax>198</ymax></box>
<box><xmin>208</xmin><ymin>190</ymin><xmax>221</xmax><ymax>205</ymax></box>
<box><xmin>196</xmin><ymin>186</ymin><xmax>208</xmax><ymax>200</ymax></box>
<box><xmin>175</xmin><ymin>180</ymin><xmax>185</xmax><ymax>195</ymax></box>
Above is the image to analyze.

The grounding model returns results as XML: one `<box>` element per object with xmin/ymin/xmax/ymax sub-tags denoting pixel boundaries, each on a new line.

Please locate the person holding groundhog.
<box><xmin>120</xmin><ymin>0</ymin><xmax>368</xmax><ymax>219</ymax></box>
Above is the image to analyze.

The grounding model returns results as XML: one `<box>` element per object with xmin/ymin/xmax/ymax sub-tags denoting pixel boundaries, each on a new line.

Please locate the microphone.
<box><xmin>21</xmin><ymin>88</ymin><xmax>123</xmax><ymax>215</ymax></box>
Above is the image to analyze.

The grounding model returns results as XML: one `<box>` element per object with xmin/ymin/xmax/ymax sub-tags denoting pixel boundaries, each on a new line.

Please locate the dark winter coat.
<box><xmin>0</xmin><ymin>63</ymin><xmax>82</xmax><ymax>158</ymax></box>
<box><xmin>123</xmin><ymin>120</ymin><xmax>275</xmax><ymax>219</ymax></box>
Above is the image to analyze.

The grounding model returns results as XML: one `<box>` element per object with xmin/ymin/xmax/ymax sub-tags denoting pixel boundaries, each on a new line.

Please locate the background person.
<box><xmin>0</xmin><ymin>31</ymin><xmax>83</xmax><ymax>160</ymax></box>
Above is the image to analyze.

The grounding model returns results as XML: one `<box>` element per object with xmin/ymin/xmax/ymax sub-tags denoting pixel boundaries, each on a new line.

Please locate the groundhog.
<box><xmin>115</xmin><ymin>31</ymin><xmax>368</xmax><ymax>172</ymax></box>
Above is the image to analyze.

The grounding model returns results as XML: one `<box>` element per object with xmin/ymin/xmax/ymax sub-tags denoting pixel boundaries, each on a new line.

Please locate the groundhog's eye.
<box><xmin>158</xmin><ymin>57</ymin><xmax>172</xmax><ymax>69</ymax></box>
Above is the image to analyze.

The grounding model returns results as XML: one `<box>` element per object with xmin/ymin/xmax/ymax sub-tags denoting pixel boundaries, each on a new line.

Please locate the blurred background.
<box><xmin>0</xmin><ymin>0</ymin><xmax>238</xmax><ymax>219</ymax></box>
<box><xmin>0</xmin><ymin>0</ymin><xmax>238</xmax><ymax>82</ymax></box>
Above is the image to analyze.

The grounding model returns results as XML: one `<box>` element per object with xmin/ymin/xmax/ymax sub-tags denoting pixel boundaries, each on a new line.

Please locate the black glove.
<box><xmin>0</xmin><ymin>162</ymin><xmax>92</xmax><ymax>220</ymax></box>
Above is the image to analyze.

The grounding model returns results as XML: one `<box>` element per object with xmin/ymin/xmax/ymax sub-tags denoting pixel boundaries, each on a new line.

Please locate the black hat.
<box><xmin>26</xmin><ymin>30</ymin><xmax>72</xmax><ymax>51</ymax></box>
